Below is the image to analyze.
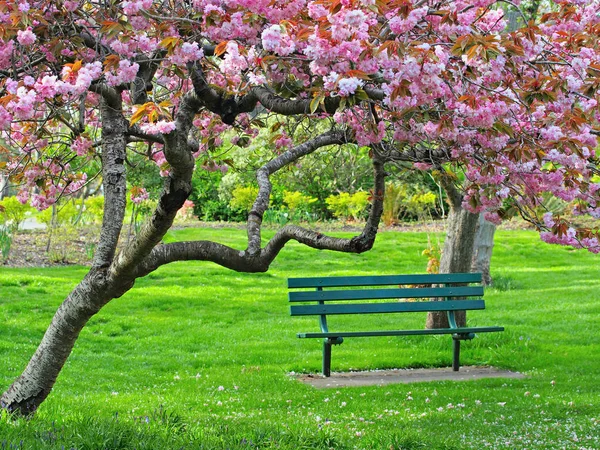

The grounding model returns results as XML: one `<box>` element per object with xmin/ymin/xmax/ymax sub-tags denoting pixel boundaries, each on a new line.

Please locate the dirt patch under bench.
<box><xmin>296</xmin><ymin>366</ymin><xmax>525</xmax><ymax>388</ymax></box>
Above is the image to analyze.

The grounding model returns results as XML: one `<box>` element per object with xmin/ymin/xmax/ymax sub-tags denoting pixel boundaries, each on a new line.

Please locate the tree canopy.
<box><xmin>1</xmin><ymin>0</ymin><xmax>599</xmax><ymax>415</ymax></box>
<box><xmin>1</xmin><ymin>0</ymin><xmax>599</xmax><ymax>248</ymax></box>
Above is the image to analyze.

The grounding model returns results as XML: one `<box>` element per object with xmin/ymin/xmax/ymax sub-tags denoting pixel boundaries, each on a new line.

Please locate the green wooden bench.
<box><xmin>288</xmin><ymin>273</ymin><xmax>504</xmax><ymax>376</ymax></box>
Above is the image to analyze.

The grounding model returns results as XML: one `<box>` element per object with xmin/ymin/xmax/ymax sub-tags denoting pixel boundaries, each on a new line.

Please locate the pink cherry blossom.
<box><xmin>17</xmin><ymin>28</ymin><xmax>36</xmax><ymax>46</ymax></box>
<box><xmin>130</xmin><ymin>187</ymin><xmax>149</xmax><ymax>204</ymax></box>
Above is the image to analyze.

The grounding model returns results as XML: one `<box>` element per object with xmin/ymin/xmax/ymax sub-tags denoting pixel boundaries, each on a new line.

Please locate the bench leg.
<box><xmin>323</xmin><ymin>340</ymin><xmax>332</xmax><ymax>377</ymax></box>
<box><xmin>452</xmin><ymin>339</ymin><xmax>460</xmax><ymax>372</ymax></box>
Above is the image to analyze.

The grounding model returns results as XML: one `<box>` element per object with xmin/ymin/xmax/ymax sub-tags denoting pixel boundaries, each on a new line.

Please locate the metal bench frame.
<box><xmin>288</xmin><ymin>273</ymin><xmax>504</xmax><ymax>376</ymax></box>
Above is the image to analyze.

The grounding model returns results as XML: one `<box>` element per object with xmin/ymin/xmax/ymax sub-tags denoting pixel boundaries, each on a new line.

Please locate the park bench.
<box><xmin>288</xmin><ymin>273</ymin><xmax>504</xmax><ymax>376</ymax></box>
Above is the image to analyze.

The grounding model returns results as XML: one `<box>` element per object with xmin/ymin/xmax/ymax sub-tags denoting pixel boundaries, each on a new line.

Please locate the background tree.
<box><xmin>428</xmin><ymin>0</ymin><xmax>561</xmax><ymax>309</ymax></box>
<box><xmin>471</xmin><ymin>214</ymin><xmax>497</xmax><ymax>285</ymax></box>
<box><xmin>1</xmin><ymin>0</ymin><xmax>599</xmax><ymax>416</ymax></box>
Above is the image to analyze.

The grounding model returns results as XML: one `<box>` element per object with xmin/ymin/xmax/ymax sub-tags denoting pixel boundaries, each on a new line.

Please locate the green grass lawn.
<box><xmin>1</xmin><ymin>228</ymin><xmax>599</xmax><ymax>449</ymax></box>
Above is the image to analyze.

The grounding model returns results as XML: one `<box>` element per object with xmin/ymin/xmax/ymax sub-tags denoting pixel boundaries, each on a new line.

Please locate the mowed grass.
<box><xmin>0</xmin><ymin>228</ymin><xmax>598</xmax><ymax>449</ymax></box>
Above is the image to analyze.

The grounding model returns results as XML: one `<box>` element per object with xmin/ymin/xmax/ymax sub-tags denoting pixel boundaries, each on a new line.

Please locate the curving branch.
<box><xmin>241</xmin><ymin>86</ymin><xmax>384</xmax><ymax>116</ymax></box>
<box><xmin>261</xmin><ymin>151</ymin><xmax>385</xmax><ymax>259</ymax></box>
<box><xmin>247</xmin><ymin>129</ymin><xmax>353</xmax><ymax>255</ymax></box>
<box><xmin>133</xmin><ymin>148</ymin><xmax>386</xmax><ymax>278</ymax></box>
<box><xmin>378</xmin><ymin>141</ymin><xmax>453</xmax><ymax>165</ymax></box>
<box><xmin>187</xmin><ymin>63</ymin><xmax>384</xmax><ymax>124</ymax></box>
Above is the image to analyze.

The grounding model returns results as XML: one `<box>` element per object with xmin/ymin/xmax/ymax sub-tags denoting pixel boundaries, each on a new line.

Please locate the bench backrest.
<box><xmin>288</xmin><ymin>273</ymin><xmax>484</xmax><ymax>317</ymax></box>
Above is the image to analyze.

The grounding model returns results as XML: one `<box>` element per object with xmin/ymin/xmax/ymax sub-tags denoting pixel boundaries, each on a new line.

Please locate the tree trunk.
<box><xmin>1</xmin><ymin>90</ymin><xmax>132</xmax><ymax>416</ymax></box>
<box><xmin>0</xmin><ymin>272</ymin><xmax>117</xmax><ymax>414</ymax></box>
<box><xmin>426</xmin><ymin>178</ymin><xmax>478</xmax><ymax>329</ymax></box>
<box><xmin>471</xmin><ymin>214</ymin><xmax>496</xmax><ymax>286</ymax></box>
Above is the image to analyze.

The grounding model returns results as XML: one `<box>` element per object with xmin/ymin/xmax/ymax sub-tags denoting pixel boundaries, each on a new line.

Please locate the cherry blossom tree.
<box><xmin>1</xmin><ymin>0</ymin><xmax>599</xmax><ymax>415</ymax></box>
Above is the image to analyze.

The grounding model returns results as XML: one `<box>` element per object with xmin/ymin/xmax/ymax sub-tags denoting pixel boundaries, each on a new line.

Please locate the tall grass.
<box><xmin>0</xmin><ymin>229</ymin><xmax>598</xmax><ymax>449</ymax></box>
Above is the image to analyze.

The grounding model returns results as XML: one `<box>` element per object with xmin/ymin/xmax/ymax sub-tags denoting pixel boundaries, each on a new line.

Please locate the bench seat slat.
<box><xmin>297</xmin><ymin>326</ymin><xmax>505</xmax><ymax>338</ymax></box>
<box><xmin>290</xmin><ymin>300</ymin><xmax>485</xmax><ymax>316</ymax></box>
<box><xmin>289</xmin><ymin>286</ymin><xmax>483</xmax><ymax>302</ymax></box>
<box><xmin>288</xmin><ymin>273</ymin><xmax>482</xmax><ymax>288</ymax></box>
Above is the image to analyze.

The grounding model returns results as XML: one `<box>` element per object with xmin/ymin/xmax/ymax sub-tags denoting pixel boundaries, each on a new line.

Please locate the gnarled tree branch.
<box><xmin>187</xmin><ymin>63</ymin><xmax>384</xmax><ymax>124</ymax></box>
<box><xmin>247</xmin><ymin>129</ymin><xmax>353</xmax><ymax>255</ymax></box>
<box><xmin>133</xmin><ymin>142</ymin><xmax>386</xmax><ymax>278</ymax></box>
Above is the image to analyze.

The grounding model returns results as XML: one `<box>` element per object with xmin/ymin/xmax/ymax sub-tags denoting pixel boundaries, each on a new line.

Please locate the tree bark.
<box><xmin>0</xmin><ymin>272</ymin><xmax>123</xmax><ymax>414</ymax></box>
<box><xmin>92</xmin><ymin>91</ymin><xmax>128</xmax><ymax>269</ymax></box>
<box><xmin>471</xmin><ymin>214</ymin><xmax>496</xmax><ymax>286</ymax></box>
<box><xmin>0</xmin><ymin>173</ymin><xmax>7</xmax><ymax>199</ymax></box>
<box><xmin>426</xmin><ymin>177</ymin><xmax>478</xmax><ymax>329</ymax></box>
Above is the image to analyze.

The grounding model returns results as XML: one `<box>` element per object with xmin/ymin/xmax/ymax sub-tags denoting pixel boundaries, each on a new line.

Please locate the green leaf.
<box><xmin>310</xmin><ymin>95</ymin><xmax>324</xmax><ymax>114</ymax></box>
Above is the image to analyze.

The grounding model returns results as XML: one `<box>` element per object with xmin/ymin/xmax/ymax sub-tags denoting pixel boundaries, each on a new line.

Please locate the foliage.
<box><xmin>230</xmin><ymin>186</ymin><xmax>260</xmax><ymax>213</ymax></box>
<box><xmin>83</xmin><ymin>196</ymin><xmax>105</xmax><ymax>225</ymax></box>
<box><xmin>0</xmin><ymin>229</ymin><xmax>599</xmax><ymax>448</ymax></box>
<box><xmin>0</xmin><ymin>196</ymin><xmax>31</xmax><ymax>231</ymax></box>
<box><xmin>0</xmin><ymin>226</ymin><xmax>11</xmax><ymax>260</ymax></box>
<box><xmin>190</xmin><ymin>170</ymin><xmax>244</xmax><ymax>222</ymax></box>
<box><xmin>281</xmin><ymin>190</ymin><xmax>319</xmax><ymax>222</ymax></box>
<box><xmin>271</xmin><ymin>145</ymin><xmax>374</xmax><ymax>216</ymax></box>
<box><xmin>37</xmin><ymin>201</ymin><xmax>80</xmax><ymax>228</ymax></box>
<box><xmin>408</xmin><ymin>192</ymin><xmax>437</xmax><ymax>219</ymax></box>
<box><xmin>283</xmin><ymin>190</ymin><xmax>317</xmax><ymax>212</ymax></box>
<box><xmin>326</xmin><ymin>191</ymin><xmax>370</xmax><ymax>222</ymax></box>
<box><xmin>383</xmin><ymin>183</ymin><xmax>439</xmax><ymax>226</ymax></box>
<box><xmin>207</xmin><ymin>122</ymin><xmax>373</xmax><ymax>218</ymax></box>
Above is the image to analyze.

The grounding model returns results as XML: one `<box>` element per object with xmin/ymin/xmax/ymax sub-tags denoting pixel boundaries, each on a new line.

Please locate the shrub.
<box><xmin>190</xmin><ymin>171</ymin><xmax>246</xmax><ymax>222</ymax></box>
<box><xmin>406</xmin><ymin>191</ymin><xmax>437</xmax><ymax>221</ymax></box>
<box><xmin>230</xmin><ymin>186</ymin><xmax>259</xmax><ymax>212</ymax></box>
<box><xmin>382</xmin><ymin>183</ymin><xmax>439</xmax><ymax>224</ymax></box>
<box><xmin>283</xmin><ymin>190</ymin><xmax>317</xmax><ymax>213</ymax></box>
<box><xmin>0</xmin><ymin>196</ymin><xmax>31</xmax><ymax>231</ymax></box>
<box><xmin>84</xmin><ymin>196</ymin><xmax>105</xmax><ymax>224</ymax></box>
<box><xmin>325</xmin><ymin>191</ymin><xmax>370</xmax><ymax>222</ymax></box>
<box><xmin>281</xmin><ymin>190</ymin><xmax>319</xmax><ymax>222</ymax></box>
<box><xmin>38</xmin><ymin>201</ymin><xmax>80</xmax><ymax>228</ymax></box>
<box><xmin>176</xmin><ymin>200</ymin><xmax>197</xmax><ymax>221</ymax></box>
